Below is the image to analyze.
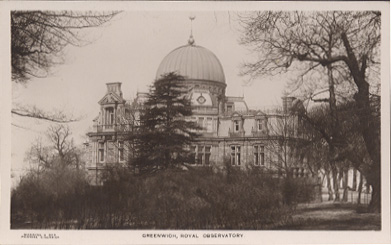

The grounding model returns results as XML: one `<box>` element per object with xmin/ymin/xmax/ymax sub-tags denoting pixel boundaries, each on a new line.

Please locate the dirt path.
<box><xmin>277</xmin><ymin>202</ymin><xmax>381</xmax><ymax>230</ymax></box>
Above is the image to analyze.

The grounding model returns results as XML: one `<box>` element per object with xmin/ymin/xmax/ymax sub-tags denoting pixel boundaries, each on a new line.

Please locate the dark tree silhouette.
<box><xmin>131</xmin><ymin>72</ymin><xmax>200</xmax><ymax>173</ymax></box>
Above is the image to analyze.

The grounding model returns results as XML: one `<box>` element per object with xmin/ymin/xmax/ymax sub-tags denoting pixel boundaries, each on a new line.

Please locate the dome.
<box><xmin>156</xmin><ymin>42</ymin><xmax>226</xmax><ymax>84</ymax></box>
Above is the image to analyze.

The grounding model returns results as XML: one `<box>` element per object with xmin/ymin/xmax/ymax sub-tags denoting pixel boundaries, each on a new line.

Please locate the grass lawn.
<box><xmin>276</xmin><ymin>201</ymin><xmax>381</xmax><ymax>230</ymax></box>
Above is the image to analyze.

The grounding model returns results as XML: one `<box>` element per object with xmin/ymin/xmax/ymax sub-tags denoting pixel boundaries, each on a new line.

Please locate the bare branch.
<box><xmin>11</xmin><ymin>106</ymin><xmax>78</xmax><ymax>123</ymax></box>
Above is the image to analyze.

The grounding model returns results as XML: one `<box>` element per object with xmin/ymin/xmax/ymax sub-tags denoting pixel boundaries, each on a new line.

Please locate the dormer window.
<box><xmin>257</xmin><ymin>119</ymin><xmax>263</xmax><ymax>131</ymax></box>
<box><xmin>254</xmin><ymin>116</ymin><xmax>267</xmax><ymax>134</ymax></box>
<box><xmin>234</xmin><ymin>120</ymin><xmax>240</xmax><ymax>132</ymax></box>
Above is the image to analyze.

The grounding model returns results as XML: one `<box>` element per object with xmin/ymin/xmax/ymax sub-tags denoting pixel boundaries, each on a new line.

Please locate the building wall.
<box><xmin>85</xmin><ymin>82</ymin><xmax>307</xmax><ymax>184</ymax></box>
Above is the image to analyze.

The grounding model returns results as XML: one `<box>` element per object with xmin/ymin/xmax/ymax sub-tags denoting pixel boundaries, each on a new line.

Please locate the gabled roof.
<box><xmin>98</xmin><ymin>92</ymin><xmax>124</xmax><ymax>105</ymax></box>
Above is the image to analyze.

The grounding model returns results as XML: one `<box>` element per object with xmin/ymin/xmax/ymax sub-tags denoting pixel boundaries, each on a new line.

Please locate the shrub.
<box><xmin>282</xmin><ymin>177</ymin><xmax>317</xmax><ymax>205</ymax></box>
<box><xmin>11</xmin><ymin>166</ymin><xmax>90</xmax><ymax>229</ymax></box>
<box><xmin>84</xmin><ymin>167</ymin><xmax>294</xmax><ymax>229</ymax></box>
<box><xmin>12</xmin><ymin>165</ymin><xmax>317</xmax><ymax>229</ymax></box>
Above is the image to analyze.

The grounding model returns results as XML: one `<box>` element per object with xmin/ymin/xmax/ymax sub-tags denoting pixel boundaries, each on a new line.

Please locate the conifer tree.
<box><xmin>133</xmin><ymin>72</ymin><xmax>199</xmax><ymax>173</ymax></box>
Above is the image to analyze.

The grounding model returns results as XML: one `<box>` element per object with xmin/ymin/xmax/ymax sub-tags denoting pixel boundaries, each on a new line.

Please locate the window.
<box><xmin>206</xmin><ymin>117</ymin><xmax>213</xmax><ymax>132</ymax></box>
<box><xmin>110</xmin><ymin>113</ymin><xmax>114</xmax><ymax>125</ymax></box>
<box><xmin>99</xmin><ymin>142</ymin><xmax>105</xmax><ymax>162</ymax></box>
<box><xmin>191</xmin><ymin>145</ymin><xmax>212</xmax><ymax>165</ymax></box>
<box><xmin>260</xmin><ymin>146</ymin><xmax>265</xmax><ymax>166</ymax></box>
<box><xmin>213</xmin><ymin>118</ymin><xmax>217</xmax><ymax>132</ymax></box>
<box><xmin>234</xmin><ymin>121</ymin><xmax>240</xmax><ymax>132</ymax></box>
<box><xmin>105</xmin><ymin>107</ymin><xmax>114</xmax><ymax>129</ymax></box>
<box><xmin>198</xmin><ymin>117</ymin><xmax>204</xmax><ymax>130</ymax></box>
<box><xmin>190</xmin><ymin>146</ymin><xmax>196</xmax><ymax>164</ymax></box>
<box><xmin>227</xmin><ymin>105</ymin><xmax>233</xmax><ymax>113</ymax></box>
<box><xmin>231</xmin><ymin>146</ymin><xmax>241</xmax><ymax>166</ymax></box>
<box><xmin>106</xmin><ymin>107</ymin><xmax>114</xmax><ymax>124</ymax></box>
<box><xmin>205</xmin><ymin>146</ymin><xmax>211</xmax><ymax>165</ymax></box>
<box><xmin>257</xmin><ymin>119</ymin><xmax>263</xmax><ymax>131</ymax></box>
<box><xmin>254</xmin><ymin>145</ymin><xmax>265</xmax><ymax>166</ymax></box>
<box><xmin>197</xmin><ymin>146</ymin><xmax>203</xmax><ymax>165</ymax></box>
<box><xmin>118</xmin><ymin>141</ymin><xmax>124</xmax><ymax>162</ymax></box>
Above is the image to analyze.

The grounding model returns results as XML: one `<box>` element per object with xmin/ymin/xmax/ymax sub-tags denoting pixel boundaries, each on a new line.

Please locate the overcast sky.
<box><xmin>11</xmin><ymin>11</ymin><xmax>289</xmax><ymax>183</ymax></box>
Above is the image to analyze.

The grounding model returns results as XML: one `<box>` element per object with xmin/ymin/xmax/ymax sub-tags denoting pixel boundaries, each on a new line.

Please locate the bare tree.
<box><xmin>11</xmin><ymin>10</ymin><xmax>118</xmax><ymax>83</ymax></box>
<box><xmin>266</xmin><ymin>113</ymin><xmax>300</xmax><ymax>178</ymax></box>
<box><xmin>26</xmin><ymin>124</ymin><xmax>83</xmax><ymax>170</ymax></box>
<box><xmin>239</xmin><ymin>11</ymin><xmax>381</xmax><ymax>212</ymax></box>
<box><xmin>11</xmin><ymin>10</ymin><xmax>119</xmax><ymax>123</ymax></box>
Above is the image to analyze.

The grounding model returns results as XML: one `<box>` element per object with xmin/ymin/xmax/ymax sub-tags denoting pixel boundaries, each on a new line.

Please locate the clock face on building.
<box><xmin>197</xmin><ymin>95</ymin><xmax>206</xmax><ymax>104</ymax></box>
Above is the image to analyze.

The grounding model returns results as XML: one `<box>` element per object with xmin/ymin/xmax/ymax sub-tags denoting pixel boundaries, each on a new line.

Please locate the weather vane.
<box><xmin>188</xmin><ymin>15</ymin><xmax>196</xmax><ymax>45</ymax></box>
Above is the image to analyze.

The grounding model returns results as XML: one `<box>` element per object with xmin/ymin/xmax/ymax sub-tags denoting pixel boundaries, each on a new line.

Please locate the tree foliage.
<box><xmin>130</xmin><ymin>73</ymin><xmax>200</xmax><ymax>173</ymax></box>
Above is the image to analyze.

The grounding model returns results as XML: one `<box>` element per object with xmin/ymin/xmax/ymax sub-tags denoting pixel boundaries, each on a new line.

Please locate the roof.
<box><xmin>98</xmin><ymin>92</ymin><xmax>124</xmax><ymax>105</ymax></box>
<box><xmin>156</xmin><ymin>43</ymin><xmax>226</xmax><ymax>84</ymax></box>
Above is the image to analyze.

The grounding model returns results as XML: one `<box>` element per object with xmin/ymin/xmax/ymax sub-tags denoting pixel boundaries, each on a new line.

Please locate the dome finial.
<box><xmin>188</xmin><ymin>15</ymin><xmax>196</xmax><ymax>45</ymax></box>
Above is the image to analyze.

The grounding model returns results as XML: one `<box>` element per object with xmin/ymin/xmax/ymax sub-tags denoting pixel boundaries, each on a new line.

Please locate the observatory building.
<box><xmin>85</xmin><ymin>32</ymin><xmax>306</xmax><ymax>184</ymax></box>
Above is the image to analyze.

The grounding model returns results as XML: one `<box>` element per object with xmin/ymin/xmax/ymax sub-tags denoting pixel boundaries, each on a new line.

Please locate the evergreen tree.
<box><xmin>133</xmin><ymin>72</ymin><xmax>200</xmax><ymax>173</ymax></box>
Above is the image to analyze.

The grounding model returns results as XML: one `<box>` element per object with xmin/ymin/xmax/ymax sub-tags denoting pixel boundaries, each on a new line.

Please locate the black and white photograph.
<box><xmin>0</xmin><ymin>1</ymin><xmax>390</xmax><ymax>244</ymax></box>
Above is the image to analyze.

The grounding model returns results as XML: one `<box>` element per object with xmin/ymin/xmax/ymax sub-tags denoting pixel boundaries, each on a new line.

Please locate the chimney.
<box><xmin>106</xmin><ymin>82</ymin><xmax>123</xmax><ymax>98</ymax></box>
<box><xmin>282</xmin><ymin>96</ymin><xmax>296</xmax><ymax>114</ymax></box>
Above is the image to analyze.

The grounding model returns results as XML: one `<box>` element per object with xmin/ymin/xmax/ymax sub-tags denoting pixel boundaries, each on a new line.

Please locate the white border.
<box><xmin>0</xmin><ymin>1</ymin><xmax>390</xmax><ymax>244</ymax></box>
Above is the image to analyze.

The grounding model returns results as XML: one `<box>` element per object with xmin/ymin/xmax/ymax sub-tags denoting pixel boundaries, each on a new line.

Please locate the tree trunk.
<box><xmin>357</xmin><ymin>172</ymin><xmax>363</xmax><ymax>204</ymax></box>
<box><xmin>352</xmin><ymin>168</ymin><xmax>357</xmax><ymax>191</ymax></box>
<box><xmin>341</xmin><ymin>32</ymin><xmax>380</xmax><ymax>213</ymax></box>
<box><xmin>326</xmin><ymin>170</ymin><xmax>334</xmax><ymax>201</ymax></box>
<box><xmin>342</xmin><ymin>168</ymin><xmax>349</xmax><ymax>202</ymax></box>
<box><xmin>368</xmin><ymin>167</ymin><xmax>381</xmax><ymax>213</ymax></box>
<box><xmin>338</xmin><ymin>169</ymin><xmax>343</xmax><ymax>189</ymax></box>
<box><xmin>332</xmin><ymin>167</ymin><xmax>340</xmax><ymax>201</ymax></box>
